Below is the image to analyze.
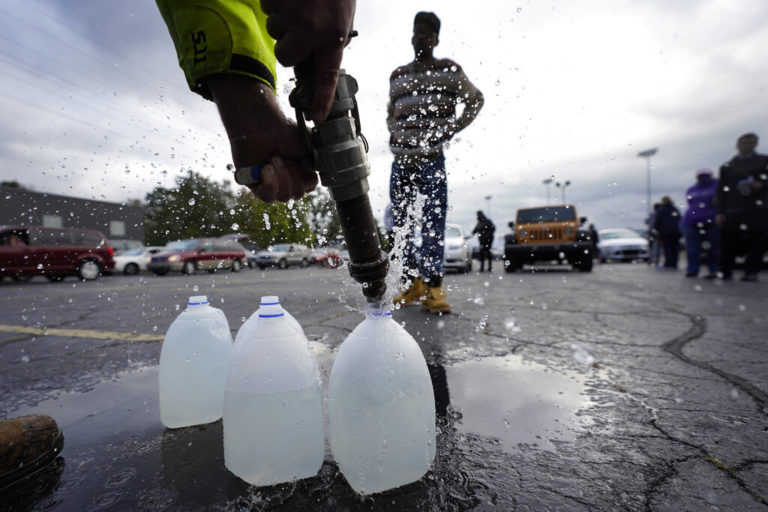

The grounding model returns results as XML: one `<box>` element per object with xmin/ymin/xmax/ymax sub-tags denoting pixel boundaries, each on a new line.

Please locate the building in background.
<box><xmin>0</xmin><ymin>185</ymin><xmax>144</xmax><ymax>246</ymax></box>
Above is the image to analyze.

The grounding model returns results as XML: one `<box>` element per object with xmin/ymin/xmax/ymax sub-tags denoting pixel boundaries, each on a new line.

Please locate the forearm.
<box><xmin>454</xmin><ymin>92</ymin><xmax>484</xmax><ymax>132</ymax></box>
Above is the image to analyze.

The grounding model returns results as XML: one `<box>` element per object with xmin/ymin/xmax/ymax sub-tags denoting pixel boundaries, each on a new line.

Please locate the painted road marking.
<box><xmin>0</xmin><ymin>324</ymin><xmax>164</xmax><ymax>343</ymax></box>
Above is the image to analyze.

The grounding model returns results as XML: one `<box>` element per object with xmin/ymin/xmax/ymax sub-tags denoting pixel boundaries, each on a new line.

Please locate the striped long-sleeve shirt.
<box><xmin>387</xmin><ymin>58</ymin><xmax>482</xmax><ymax>162</ymax></box>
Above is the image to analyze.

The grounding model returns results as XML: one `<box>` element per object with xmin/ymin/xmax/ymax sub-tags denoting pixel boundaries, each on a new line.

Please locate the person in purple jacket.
<box><xmin>681</xmin><ymin>168</ymin><xmax>720</xmax><ymax>278</ymax></box>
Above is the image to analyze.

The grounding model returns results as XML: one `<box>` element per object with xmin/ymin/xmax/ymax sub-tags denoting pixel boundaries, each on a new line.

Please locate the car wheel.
<box><xmin>300</xmin><ymin>258</ymin><xmax>309</xmax><ymax>268</ymax></box>
<box><xmin>257</xmin><ymin>264</ymin><xmax>266</xmax><ymax>270</ymax></box>
<box><xmin>599</xmin><ymin>258</ymin><xmax>607</xmax><ymax>264</ymax></box>
<box><xmin>77</xmin><ymin>259</ymin><xmax>102</xmax><ymax>281</ymax></box>
<box><xmin>152</xmin><ymin>269</ymin><xmax>168</xmax><ymax>276</ymax></box>
<box><xmin>12</xmin><ymin>273</ymin><xmax>32</xmax><ymax>282</ymax></box>
<box><xmin>278</xmin><ymin>258</ymin><xmax>288</xmax><ymax>269</ymax></box>
<box><xmin>124</xmin><ymin>263</ymin><xmax>139</xmax><ymax>275</ymax></box>
<box><xmin>464</xmin><ymin>260</ymin><xmax>472</xmax><ymax>273</ymax></box>
<box><xmin>46</xmin><ymin>275</ymin><xmax>65</xmax><ymax>282</ymax></box>
<box><xmin>231</xmin><ymin>259</ymin><xmax>242</xmax><ymax>272</ymax></box>
<box><xmin>247</xmin><ymin>260</ymin><xmax>255</xmax><ymax>269</ymax></box>
<box><xmin>183</xmin><ymin>261</ymin><xmax>196</xmax><ymax>275</ymax></box>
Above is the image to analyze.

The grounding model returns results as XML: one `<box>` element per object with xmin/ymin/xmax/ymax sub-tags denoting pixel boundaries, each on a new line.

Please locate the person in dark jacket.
<box><xmin>716</xmin><ymin>133</ymin><xmax>768</xmax><ymax>282</ymax></box>
<box><xmin>653</xmin><ymin>196</ymin><xmax>682</xmax><ymax>269</ymax></box>
<box><xmin>472</xmin><ymin>210</ymin><xmax>496</xmax><ymax>272</ymax></box>
<box><xmin>681</xmin><ymin>168</ymin><xmax>719</xmax><ymax>278</ymax></box>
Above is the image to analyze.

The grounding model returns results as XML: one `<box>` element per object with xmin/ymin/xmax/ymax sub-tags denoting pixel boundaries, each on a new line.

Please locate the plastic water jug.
<box><xmin>235</xmin><ymin>296</ymin><xmax>302</xmax><ymax>344</ymax></box>
<box><xmin>159</xmin><ymin>295</ymin><xmax>233</xmax><ymax>428</ymax></box>
<box><xmin>329</xmin><ymin>310</ymin><xmax>436</xmax><ymax>494</ymax></box>
<box><xmin>224</xmin><ymin>298</ymin><xmax>324</xmax><ymax>486</ymax></box>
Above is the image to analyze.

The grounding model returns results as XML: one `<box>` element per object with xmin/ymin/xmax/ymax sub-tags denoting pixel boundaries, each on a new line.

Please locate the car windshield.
<box><xmin>517</xmin><ymin>206</ymin><xmax>576</xmax><ymax>223</ymax></box>
<box><xmin>445</xmin><ymin>226</ymin><xmax>462</xmax><ymax>238</ymax></box>
<box><xmin>600</xmin><ymin>230</ymin><xmax>641</xmax><ymax>240</ymax></box>
<box><xmin>270</xmin><ymin>244</ymin><xmax>291</xmax><ymax>252</ymax></box>
<box><xmin>118</xmin><ymin>248</ymin><xmax>144</xmax><ymax>256</ymax></box>
<box><xmin>165</xmin><ymin>240</ymin><xmax>199</xmax><ymax>251</ymax></box>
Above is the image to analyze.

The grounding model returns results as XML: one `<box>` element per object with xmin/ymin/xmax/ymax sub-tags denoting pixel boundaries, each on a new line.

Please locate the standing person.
<box><xmin>588</xmin><ymin>224</ymin><xmax>599</xmax><ymax>259</ymax></box>
<box><xmin>472</xmin><ymin>211</ymin><xmax>496</xmax><ymax>272</ymax></box>
<box><xmin>653</xmin><ymin>196</ymin><xmax>682</xmax><ymax>269</ymax></box>
<box><xmin>645</xmin><ymin>203</ymin><xmax>661</xmax><ymax>267</ymax></box>
<box><xmin>681</xmin><ymin>169</ymin><xmax>720</xmax><ymax>279</ymax></box>
<box><xmin>716</xmin><ymin>133</ymin><xmax>768</xmax><ymax>282</ymax></box>
<box><xmin>388</xmin><ymin>11</ymin><xmax>484</xmax><ymax>314</ymax></box>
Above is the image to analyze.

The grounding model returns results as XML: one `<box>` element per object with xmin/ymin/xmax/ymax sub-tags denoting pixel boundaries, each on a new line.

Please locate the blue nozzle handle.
<box><xmin>234</xmin><ymin>164</ymin><xmax>264</xmax><ymax>186</ymax></box>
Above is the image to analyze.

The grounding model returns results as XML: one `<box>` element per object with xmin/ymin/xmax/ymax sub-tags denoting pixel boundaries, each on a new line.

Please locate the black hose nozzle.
<box><xmin>290</xmin><ymin>58</ymin><xmax>389</xmax><ymax>305</ymax></box>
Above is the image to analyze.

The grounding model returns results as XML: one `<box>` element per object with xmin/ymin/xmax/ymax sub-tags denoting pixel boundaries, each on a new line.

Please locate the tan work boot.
<box><xmin>0</xmin><ymin>414</ymin><xmax>64</xmax><ymax>491</ymax></box>
<box><xmin>393</xmin><ymin>277</ymin><xmax>426</xmax><ymax>306</ymax></box>
<box><xmin>421</xmin><ymin>284</ymin><xmax>452</xmax><ymax>314</ymax></box>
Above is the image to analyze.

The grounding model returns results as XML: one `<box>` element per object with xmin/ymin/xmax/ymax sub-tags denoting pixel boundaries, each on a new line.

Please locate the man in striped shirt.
<box><xmin>388</xmin><ymin>11</ymin><xmax>484</xmax><ymax>314</ymax></box>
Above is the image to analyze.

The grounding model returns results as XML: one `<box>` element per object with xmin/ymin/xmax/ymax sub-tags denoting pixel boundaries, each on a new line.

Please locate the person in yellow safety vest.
<box><xmin>156</xmin><ymin>0</ymin><xmax>357</xmax><ymax>203</ymax></box>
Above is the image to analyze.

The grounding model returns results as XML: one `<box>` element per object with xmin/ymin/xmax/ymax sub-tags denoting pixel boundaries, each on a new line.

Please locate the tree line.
<box><xmin>142</xmin><ymin>170</ymin><xmax>344</xmax><ymax>249</ymax></box>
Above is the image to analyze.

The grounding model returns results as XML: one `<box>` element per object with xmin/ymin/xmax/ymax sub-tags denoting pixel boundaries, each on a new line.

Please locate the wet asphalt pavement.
<box><xmin>0</xmin><ymin>261</ymin><xmax>766</xmax><ymax>511</ymax></box>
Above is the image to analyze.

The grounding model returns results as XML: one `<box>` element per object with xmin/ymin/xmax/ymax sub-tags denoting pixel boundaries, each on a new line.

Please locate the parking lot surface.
<box><xmin>1</xmin><ymin>262</ymin><xmax>766</xmax><ymax>511</ymax></box>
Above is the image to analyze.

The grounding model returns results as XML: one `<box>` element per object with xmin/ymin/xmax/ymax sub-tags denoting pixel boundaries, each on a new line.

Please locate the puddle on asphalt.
<box><xmin>442</xmin><ymin>355</ymin><xmax>587</xmax><ymax>452</ymax></box>
<box><xmin>4</xmin><ymin>351</ymin><xmax>589</xmax><ymax>511</ymax></box>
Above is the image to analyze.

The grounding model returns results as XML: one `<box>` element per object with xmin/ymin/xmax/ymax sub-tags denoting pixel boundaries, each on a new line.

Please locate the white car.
<box><xmin>113</xmin><ymin>246</ymin><xmax>165</xmax><ymax>275</ymax></box>
<box><xmin>254</xmin><ymin>243</ymin><xmax>312</xmax><ymax>269</ymax></box>
<box><xmin>597</xmin><ymin>229</ymin><xmax>650</xmax><ymax>263</ymax></box>
<box><xmin>443</xmin><ymin>224</ymin><xmax>473</xmax><ymax>273</ymax></box>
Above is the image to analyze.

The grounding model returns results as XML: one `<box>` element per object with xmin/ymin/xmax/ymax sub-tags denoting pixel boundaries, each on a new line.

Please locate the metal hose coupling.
<box><xmin>289</xmin><ymin>59</ymin><xmax>389</xmax><ymax>304</ymax></box>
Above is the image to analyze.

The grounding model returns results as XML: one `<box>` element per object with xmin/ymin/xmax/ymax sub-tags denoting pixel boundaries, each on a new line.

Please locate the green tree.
<box><xmin>143</xmin><ymin>170</ymin><xmax>235</xmax><ymax>245</ymax></box>
<box><xmin>231</xmin><ymin>189</ymin><xmax>315</xmax><ymax>248</ymax></box>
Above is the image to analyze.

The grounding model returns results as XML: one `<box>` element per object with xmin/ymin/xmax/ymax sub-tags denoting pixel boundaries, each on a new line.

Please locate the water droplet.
<box><xmin>193</xmin><ymin>285</ymin><xmax>199</xmax><ymax>292</ymax></box>
<box><xmin>188</xmin><ymin>198</ymin><xmax>196</xmax><ymax>206</ymax></box>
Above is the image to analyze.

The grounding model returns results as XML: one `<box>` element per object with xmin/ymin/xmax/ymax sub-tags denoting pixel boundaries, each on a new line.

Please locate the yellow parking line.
<box><xmin>0</xmin><ymin>324</ymin><xmax>164</xmax><ymax>343</ymax></box>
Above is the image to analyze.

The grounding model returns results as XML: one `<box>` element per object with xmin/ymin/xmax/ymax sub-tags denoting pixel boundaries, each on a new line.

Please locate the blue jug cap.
<box><xmin>260</xmin><ymin>295</ymin><xmax>281</xmax><ymax>306</ymax></box>
<box><xmin>188</xmin><ymin>295</ymin><xmax>209</xmax><ymax>306</ymax></box>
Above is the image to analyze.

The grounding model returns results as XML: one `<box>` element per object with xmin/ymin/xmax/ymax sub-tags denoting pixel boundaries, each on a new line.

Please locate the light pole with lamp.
<box><xmin>556</xmin><ymin>180</ymin><xmax>571</xmax><ymax>204</ymax></box>
<box><xmin>542</xmin><ymin>176</ymin><xmax>554</xmax><ymax>204</ymax></box>
<box><xmin>637</xmin><ymin>148</ymin><xmax>658</xmax><ymax>214</ymax></box>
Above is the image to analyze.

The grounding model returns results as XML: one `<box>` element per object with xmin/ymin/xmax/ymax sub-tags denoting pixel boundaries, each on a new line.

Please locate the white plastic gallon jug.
<box><xmin>159</xmin><ymin>295</ymin><xmax>233</xmax><ymax>428</ymax></box>
<box><xmin>235</xmin><ymin>296</ymin><xmax>302</xmax><ymax>346</ymax></box>
<box><xmin>224</xmin><ymin>299</ymin><xmax>324</xmax><ymax>486</ymax></box>
<box><xmin>329</xmin><ymin>310</ymin><xmax>436</xmax><ymax>494</ymax></box>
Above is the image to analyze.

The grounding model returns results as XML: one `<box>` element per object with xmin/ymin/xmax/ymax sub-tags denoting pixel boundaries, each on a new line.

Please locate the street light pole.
<box><xmin>484</xmin><ymin>195</ymin><xmax>492</xmax><ymax>217</ymax></box>
<box><xmin>637</xmin><ymin>148</ymin><xmax>658</xmax><ymax>215</ymax></box>
<box><xmin>542</xmin><ymin>176</ymin><xmax>554</xmax><ymax>204</ymax></box>
<box><xmin>555</xmin><ymin>180</ymin><xmax>571</xmax><ymax>204</ymax></box>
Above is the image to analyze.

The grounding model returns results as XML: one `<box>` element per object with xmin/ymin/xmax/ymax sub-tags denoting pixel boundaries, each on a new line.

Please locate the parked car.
<box><xmin>309</xmin><ymin>248</ymin><xmax>344</xmax><ymax>268</ymax></box>
<box><xmin>597</xmin><ymin>228</ymin><xmax>650</xmax><ymax>263</ymax></box>
<box><xmin>148</xmin><ymin>238</ymin><xmax>247</xmax><ymax>275</ymax></box>
<box><xmin>253</xmin><ymin>243</ymin><xmax>312</xmax><ymax>269</ymax></box>
<box><xmin>504</xmin><ymin>204</ymin><xmax>594</xmax><ymax>272</ymax></box>
<box><xmin>0</xmin><ymin>225</ymin><xmax>114</xmax><ymax>281</ymax></box>
<box><xmin>443</xmin><ymin>224</ymin><xmax>473</xmax><ymax>273</ymax></box>
<box><xmin>108</xmin><ymin>239</ymin><xmax>144</xmax><ymax>252</ymax></box>
<box><xmin>113</xmin><ymin>246</ymin><xmax>165</xmax><ymax>275</ymax></box>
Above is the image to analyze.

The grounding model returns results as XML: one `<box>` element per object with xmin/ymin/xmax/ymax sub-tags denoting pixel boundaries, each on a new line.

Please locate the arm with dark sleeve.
<box><xmin>156</xmin><ymin>0</ymin><xmax>276</xmax><ymax>100</ymax></box>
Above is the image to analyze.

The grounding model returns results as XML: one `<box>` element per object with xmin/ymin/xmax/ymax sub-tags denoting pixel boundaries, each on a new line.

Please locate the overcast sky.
<box><xmin>2</xmin><ymin>0</ymin><xmax>767</xmax><ymax>239</ymax></box>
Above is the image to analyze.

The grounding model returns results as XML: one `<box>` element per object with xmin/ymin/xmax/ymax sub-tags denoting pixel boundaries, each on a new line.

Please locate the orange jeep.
<box><xmin>503</xmin><ymin>204</ymin><xmax>594</xmax><ymax>272</ymax></box>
